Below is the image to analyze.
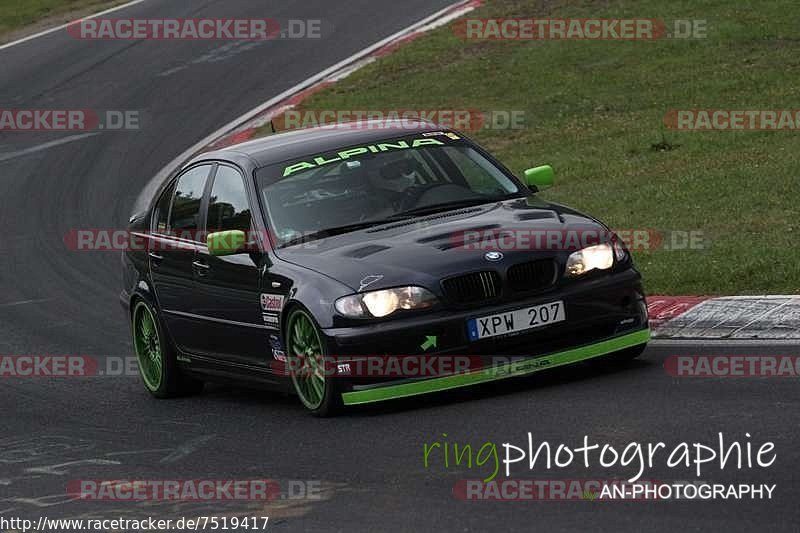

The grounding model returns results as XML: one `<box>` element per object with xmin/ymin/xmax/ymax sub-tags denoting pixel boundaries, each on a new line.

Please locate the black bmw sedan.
<box><xmin>121</xmin><ymin>120</ymin><xmax>649</xmax><ymax>416</ymax></box>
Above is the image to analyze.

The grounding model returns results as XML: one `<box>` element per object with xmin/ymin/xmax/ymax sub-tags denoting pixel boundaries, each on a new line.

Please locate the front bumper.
<box><xmin>325</xmin><ymin>268</ymin><xmax>646</xmax><ymax>355</ymax></box>
<box><xmin>340</xmin><ymin>327</ymin><xmax>649</xmax><ymax>405</ymax></box>
<box><xmin>321</xmin><ymin>267</ymin><xmax>649</xmax><ymax>405</ymax></box>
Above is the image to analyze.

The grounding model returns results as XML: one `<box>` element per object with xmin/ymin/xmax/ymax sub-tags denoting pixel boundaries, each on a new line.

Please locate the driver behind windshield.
<box><xmin>258</xmin><ymin>137</ymin><xmax>521</xmax><ymax>247</ymax></box>
<box><xmin>366</xmin><ymin>154</ymin><xmax>427</xmax><ymax>212</ymax></box>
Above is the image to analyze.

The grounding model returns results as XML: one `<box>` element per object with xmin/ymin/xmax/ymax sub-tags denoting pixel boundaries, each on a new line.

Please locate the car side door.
<box><xmin>149</xmin><ymin>164</ymin><xmax>213</xmax><ymax>353</ymax></box>
<box><xmin>190</xmin><ymin>163</ymin><xmax>276</xmax><ymax>366</ymax></box>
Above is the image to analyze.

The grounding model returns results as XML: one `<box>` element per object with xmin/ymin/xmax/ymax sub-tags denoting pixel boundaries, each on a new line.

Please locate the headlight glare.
<box><xmin>335</xmin><ymin>286</ymin><xmax>436</xmax><ymax>318</ymax></box>
<box><xmin>362</xmin><ymin>290</ymin><xmax>400</xmax><ymax>318</ymax></box>
<box><xmin>566</xmin><ymin>243</ymin><xmax>614</xmax><ymax>277</ymax></box>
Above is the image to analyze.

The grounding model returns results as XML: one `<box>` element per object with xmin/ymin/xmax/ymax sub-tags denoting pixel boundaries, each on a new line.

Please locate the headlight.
<box><xmin>335</xmin><ymin>286</ymin><xmax>437</xmax><ymax>318</ymax></box>
<box><xmin>565</xmin><ymin>243</ymin><xmax>614</xmax><ymax>277</ymax></box>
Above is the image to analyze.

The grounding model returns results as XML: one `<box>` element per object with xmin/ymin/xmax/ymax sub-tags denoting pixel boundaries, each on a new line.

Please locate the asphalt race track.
<box><xmin>0</xmin><ymin>1</ymin><xmax>798</xmax><ymax>531</ymax></box>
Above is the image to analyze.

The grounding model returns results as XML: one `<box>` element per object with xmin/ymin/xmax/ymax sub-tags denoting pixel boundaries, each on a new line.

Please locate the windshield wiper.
<box><xmin>278</xmin><ymin>220</ymin><xmax>394</xmax><ymax>248</ymax></box>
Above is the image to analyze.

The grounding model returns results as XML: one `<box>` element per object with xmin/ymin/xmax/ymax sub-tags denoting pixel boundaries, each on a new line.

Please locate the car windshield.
<box><xmin>255</xmin><ymin>133</ymin><xmax>522</xmax><ymax>247</ymax></box>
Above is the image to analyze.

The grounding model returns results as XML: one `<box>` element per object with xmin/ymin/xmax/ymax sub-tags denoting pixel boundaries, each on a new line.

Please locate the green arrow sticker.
<box><xmin>421</xmin><ymin>335</ymin><xmax>437</xmax><ymax>351</ymax></box>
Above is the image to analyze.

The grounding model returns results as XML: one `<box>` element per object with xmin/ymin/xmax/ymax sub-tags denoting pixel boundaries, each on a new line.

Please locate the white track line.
<box><xmin>134</xmin><ymin>0</ymin><xmax>474</xmax><ymax>206</ymax></box>
<box><xmin>727</xmin><ymin>298</ymin><xmax>794</xmax><ymax>337</ymax></box>
<box><xmin>650</xmin><ymin>338</ymin><xmax>800</xmax><ymax>347</ymax></box>
<box><xmin>0</xmin><ymin>132</ymin><xmax>100</xmax><ymax>163</ymax></box>
<box><xmin>0</xmin><ymin>0</ymin><xmax>148</xmax><ymax>52</ymax></box>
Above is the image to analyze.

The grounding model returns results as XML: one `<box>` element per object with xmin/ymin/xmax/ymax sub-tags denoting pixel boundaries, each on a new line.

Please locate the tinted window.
<box><xmin>256</xmin><ymin>137</ymin><xmax>521</xmax><ymax>246</ymax></box>
<box><xmin>206</xmin><ymin>166</ymin><xmax>252</xmax><ymax>234</ymax></box>
<box><xmin>153</xmin><ymin>181</ymin><xmax>175</xmax><ymax>233</ymax></box>
<box><xmin>442</xmin><ymin>146</ymin><xmax>518</xmax><ymax>195</ymax></box>
<box><xmin>169</xmin><ymin>165</ymin><xmax>211</xmax><ymax>234</ymax></box>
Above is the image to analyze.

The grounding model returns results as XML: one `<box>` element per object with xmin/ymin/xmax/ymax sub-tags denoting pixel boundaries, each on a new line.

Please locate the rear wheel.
<box><xmin>285</xmin><ymin>308</ymin><xmax>341</xmax><ymax>416</ymax></box>
<box><xmin>131</xmin><ymin>299</ymin><xmax>203</xmax><ymax>398</ymax></box>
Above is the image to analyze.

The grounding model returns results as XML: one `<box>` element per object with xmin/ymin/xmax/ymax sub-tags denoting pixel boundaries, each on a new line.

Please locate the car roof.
<box><xmin>187</xmin><ymin>119</ymin><xmax>455</xmax><ymax>168</ymax></box>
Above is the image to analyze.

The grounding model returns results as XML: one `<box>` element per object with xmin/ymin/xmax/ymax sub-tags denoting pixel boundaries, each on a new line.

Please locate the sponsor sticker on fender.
<box><xmin>261</xmin><ymin>294</ymin><xmax>285</xmax><ymax>312</ymax></box>
<box><xmin>262</xmin><ymin>314</ymin><xmax>280</xmax><ymax>328</ymax></box>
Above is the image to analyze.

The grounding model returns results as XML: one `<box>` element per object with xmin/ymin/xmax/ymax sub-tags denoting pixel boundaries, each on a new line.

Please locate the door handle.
<box><xmin>148</xmin><ymin>252</ymin><xmax>164</xmax><ymax>263</ymax></box>
<box><xmin>192</xmin><ymin>260</ymin><xmax>210</xmax><ymax>276</ymax></box>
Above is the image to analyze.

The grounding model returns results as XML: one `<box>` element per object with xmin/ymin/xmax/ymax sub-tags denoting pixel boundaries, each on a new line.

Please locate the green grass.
<box><xmin>0</xmin><ymin>0</ymin><xmax>121</xmax><ymax>38</ymax></box>
<box><xmin>293</xmin><ymin>0</ymin><xmax>800</xmax><ymax>295</ymax></box>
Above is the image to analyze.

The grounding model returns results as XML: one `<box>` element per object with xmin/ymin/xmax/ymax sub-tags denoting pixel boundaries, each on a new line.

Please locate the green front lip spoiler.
<box><xmin>341</xmin><ymin>328</ymin><xmax>650</xmax><ymax>406</ymax></box>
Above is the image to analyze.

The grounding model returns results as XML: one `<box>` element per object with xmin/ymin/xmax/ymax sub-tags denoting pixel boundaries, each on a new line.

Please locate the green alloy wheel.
<box><xmin>133</xmin><ymin>301</ymin><xmax>163</xmax><ymax>391</ymax></box>
<box><xmin>286</xmin><ymin>308</ymin><xmax>341</xmax><ymax>416</ymax></box>
<box><xmin>131</xmin><ymin>299</ymin><xmax>203</xmax><ymax>398</ymax></box>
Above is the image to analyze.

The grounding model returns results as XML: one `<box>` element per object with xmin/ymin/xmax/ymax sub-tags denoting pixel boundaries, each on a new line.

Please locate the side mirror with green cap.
<box><xmin>523</xmin><ymin>165</ymin><xmax>555</xmax><ymax>191</ymax></box>
<box><xmin>207</xmin><ymin>229</ymin><xmax>247</xmax><ymax>257</ymax></box>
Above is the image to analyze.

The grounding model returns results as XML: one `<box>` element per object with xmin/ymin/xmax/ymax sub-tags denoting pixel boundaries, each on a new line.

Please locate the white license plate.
<box><xmin>467</xmin><ymin>301</ymin><xmax>565</xmax><ymax>341</ymax></box>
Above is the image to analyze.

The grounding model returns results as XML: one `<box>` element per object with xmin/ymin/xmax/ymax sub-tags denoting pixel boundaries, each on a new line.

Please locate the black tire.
<box><xmin>131</xmin><ymin>299</ymin><xmax>204</xmax><ymax>398</ymax></box>
<box><xmin>284</xmin><ymin>307</ymin><xmax>342</xmax><ymax>417</ymax></box>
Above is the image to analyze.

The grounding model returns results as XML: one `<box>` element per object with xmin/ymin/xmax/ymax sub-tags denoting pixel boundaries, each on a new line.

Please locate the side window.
<box><xmin>206</xmin><ymin>166</ymin><xmax>252</xmax><ymax>234</ymax></box>
<box><xmin>441</xmin><ymin>146</ymin><xmax>517</xmax><ymax>194</ymax></box>
<box><xmin>153</xmin><ymin>181</ymin><xmax>175</xmax><ymax>233</ymax></box>
<box><xmin>169</xmin><ymin>165</ymin><xmax>212</xmax><ymax>236</ymax></box>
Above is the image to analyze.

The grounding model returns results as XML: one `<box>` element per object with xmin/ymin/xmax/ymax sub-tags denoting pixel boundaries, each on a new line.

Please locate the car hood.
<box><xmin>274</xmin><ymin>196</ymin><xmax>609</xmax><ymax>292</ymax></box>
